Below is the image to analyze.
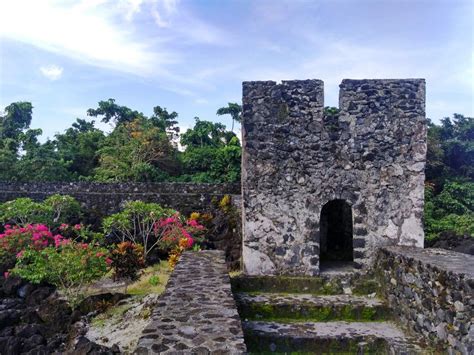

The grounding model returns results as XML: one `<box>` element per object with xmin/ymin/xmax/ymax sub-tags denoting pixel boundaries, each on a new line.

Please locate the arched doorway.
<box><xmin>320</xmin><ymin>200</ymin><xmax>353</xmax><ymax>267</ymax></box>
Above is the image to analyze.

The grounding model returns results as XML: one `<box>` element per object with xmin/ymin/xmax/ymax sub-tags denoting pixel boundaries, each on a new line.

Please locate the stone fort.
<box><xmin>242</xmin><ymin>79</ymin><xmax>426</xmax><ymax>275</ymax></box>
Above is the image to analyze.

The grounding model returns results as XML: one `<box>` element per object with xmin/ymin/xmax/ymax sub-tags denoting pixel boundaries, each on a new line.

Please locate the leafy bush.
<box><xmin>58</xmin><ymin>223</ymin><xmax>104</xmax><ymax>243</ymax></box>
<box><xmin>0</xmin><ymin>198</ymin><xmax>47</xmax><ymax>226</ymax></box>
<box><xmin>0</xmin><ymin>223</ymin><xmax>66</xmax><ymax>273</ymax></box>
<box><xmin>110</xmin><ymin>242</ymin><xmax>145</xmax><ymax>281</ymax></box>
<box><xmin>103</xmin><ymin>201</ymin><xmax>175</xmax><ymax>260</ymax></box>
<box><xmin>148</xmin><ymin>275</ymin><xmax>160</xmax><ymax>286</ymax></box>
<box><xmin>0</xmin><ymin>195</ymin><xmax>81</xmax><ymax>228</ymax></box>
<box><xmin>425</xmin><ymin>182</ymin><xmax>474</xmax><ymax>240</ymax></box>
<box><xmin>42</xmin><ymin>194</ymin><xmax>81</xmax><ymax>226</ymax></box>
<box><xmin>12</xmin><ymin>241</ymin><xmax>110</xmax><ymax>307</ymax></box>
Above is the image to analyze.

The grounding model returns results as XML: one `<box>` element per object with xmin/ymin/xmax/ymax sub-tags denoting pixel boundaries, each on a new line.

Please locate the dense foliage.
<box><xmin>0</xmin><ymin>100</ymin><xmax>241</xmax><ymax>183</ymax></box>
<box><xmin>0</xmin><ymin>195</ymin><xmax>81</xmax><ymax>228</ymax></box>
<box><xmin>424</xmin><ymin>115</ymin><xmax>473</xmax><ymax>240</ymax></box>
<box><xmin>0</xmin><ymin>99</ymin><xmax>472</xmax><ymax>242</ymax></box>
<box><xmin>0</xmin><ymin>195</ymin><xmax>205</xmax><ymax>307</ymax></box>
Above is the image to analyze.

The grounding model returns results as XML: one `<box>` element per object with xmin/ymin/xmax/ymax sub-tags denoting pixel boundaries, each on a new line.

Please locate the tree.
<box><xmin>180</xmin><ymin>118</ymin><xmax>235</xmax><ymax>149</ymax></box>
<box><xmin>0</xmin><ymin>102</ymin><xmax>33</xmax><ymax>154</ymax></box>
<box><xmin>150</xmin><ymin>106</ymin><xmax>180</xmax><ymax>142</ymax></box>
<box><xmin>55</xmin><ymin>119</ymin><xmax>105</xmax><ymax>178</ymax></box>
<box><xmin>94</xmin><ymin>118</ymin><xmax>179</xmax><ymax>182</ymax></box>
<box><xmin>87</xmin><ymin>99</ymin><xmax>145</xmax><ymax>125</ymax></box>
<box><xmin>179</xmin><ymin>119</ymin><xmax>240</xmax><ymax>182</ymax></box>
<box><xmin>216</xmin><ymin>103</ymin><xmax>242</xmax><ymax>132</ymax></box>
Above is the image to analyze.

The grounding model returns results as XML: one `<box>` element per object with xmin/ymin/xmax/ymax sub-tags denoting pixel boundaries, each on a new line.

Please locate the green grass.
<box><xmin>126</xmin><ymin>261</ymin><xmax>171</xmax><ymax>296</ymax></box>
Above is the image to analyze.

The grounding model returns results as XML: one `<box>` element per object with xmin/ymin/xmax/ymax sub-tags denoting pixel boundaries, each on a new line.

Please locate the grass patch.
<box><xmin>126</xmin><ymin>261</ymin><xmax>171</xmax><ymax>296</ymax></box>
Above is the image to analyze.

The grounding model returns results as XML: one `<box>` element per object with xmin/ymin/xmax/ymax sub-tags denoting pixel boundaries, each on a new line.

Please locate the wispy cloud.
<box><xmin>0</xmin><ymin>0</ymin><xmax>174</xmax><ymax>76</ymax></box>
<box><xmin>40</xmin><ymin>65</ymin><xmax>63</xmax><ymax>80</ymax></box>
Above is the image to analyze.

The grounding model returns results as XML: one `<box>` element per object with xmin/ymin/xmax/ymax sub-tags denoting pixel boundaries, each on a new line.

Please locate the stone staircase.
<box><xmin>231</xmin><ymin>272</ymin><xmax>428</xmax><ymax>354</ymax></box>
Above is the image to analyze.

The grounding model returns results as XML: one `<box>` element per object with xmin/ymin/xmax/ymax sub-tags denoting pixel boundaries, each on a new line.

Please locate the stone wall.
<box><xmin>0</xmin><ymin>182</ymin><xmax>240</xmax><ymax>218</ymax></box>
<box><xmin>375</xmin><ymin>246</ymin><xmax>473</xmax><ymax>353</ymax></box>
<box><xmin>242</xmin><ymin>79</ymin><xmax>426</xmax><ymax>276</ymax></box>
<box><xmin>135</xmin><ymin>251</ymin><xmax>247</xmax><ymax>353</ymax></box>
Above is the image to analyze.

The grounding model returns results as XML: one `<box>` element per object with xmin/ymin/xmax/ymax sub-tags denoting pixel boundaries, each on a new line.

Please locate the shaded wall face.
<box><xmin>242</xmin><ymin>79</ymin><xmax>426</xmax><ymax>276</ymax></box>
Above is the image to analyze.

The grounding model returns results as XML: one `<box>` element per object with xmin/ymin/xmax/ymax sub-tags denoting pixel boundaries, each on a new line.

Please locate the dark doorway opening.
<box><xmin>320</xmin><ymin>200</ymin><xmax>353</xmax><ymax>269</ymax></box>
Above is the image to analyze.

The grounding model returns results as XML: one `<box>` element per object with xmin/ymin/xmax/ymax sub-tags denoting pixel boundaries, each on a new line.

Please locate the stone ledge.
<box><xmin>376</xmin><ymin>246</ymin><xmax>473</xmax><ymax>353</ymax></box>
<box><xmin>381</xmin><ymin>246</ymin><xmax>474</xmax><ymax>279</ymax></box>
<box><xmin>134</xmin><ymin>251</ymin><xmax>247</xmax><ymax>354</ymax></box>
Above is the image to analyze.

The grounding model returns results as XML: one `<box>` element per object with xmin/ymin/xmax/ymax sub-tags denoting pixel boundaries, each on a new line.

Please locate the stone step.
<box><xmin>235</xmin><ymin>293</ymin><xmax>391</xmax><ymax>322</ymax></box>
<box><xmin>243</xmin><ymin>320</ymin><xmax>426</xmax><ymax>354</ymax></box>
<box><xmin>230</xmin><ymin>275</ymin><xmax>379</xmax><ymax>296</ymax></box>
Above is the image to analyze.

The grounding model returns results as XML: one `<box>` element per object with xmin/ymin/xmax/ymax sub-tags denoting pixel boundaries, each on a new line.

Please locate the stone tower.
<box><xmin>242</xmin><ymin>79</ymin><xmax>426</xmax><ymax>276</ymax></box>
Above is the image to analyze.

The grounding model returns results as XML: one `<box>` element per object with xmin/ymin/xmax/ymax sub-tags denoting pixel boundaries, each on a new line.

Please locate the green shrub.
<box><xmin>0</xmin><ymin>198</ymin><xmax>47</xmax><ymax>226</ymax></box>
<box><xmin>12</xmin><ymin>241</ymin><xmax>110</xmax><ymax>308</ymax></box>
<box><xmin>103</xmin><ymin>201</ymin><xmax>175</xmax><ymax>260</ymax></box>
<box><xmin>42</xmin><ymin>194</ymin><xmax>81</xmax><ymax>225</ymax></box>
<box><xmin>0</xmin><ymin>194</ymin><xmax>81</xmax><ymax>228</ymax></box>
<box><xmin>148</xmin><ymin>275</ymin><xmax>160</xmax><ymax>286</ymax></box>
<box><xmin>425</xmin><ymin>181</ymin><xmax>474</xmax><ymax>240</ymax></box>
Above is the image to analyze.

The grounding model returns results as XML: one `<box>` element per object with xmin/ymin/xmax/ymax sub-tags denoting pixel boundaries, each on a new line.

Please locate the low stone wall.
<box><xmin>0</xmin><ymin>182</ymin><xmax>240</xmax><ymax>217</ymax></box>
<box><xmin>375</xmin><ymin>246</ymin><xmax>473</xmax><ymax>353</ymax></box>
<box><xmin>135</xmin><ymin>251</ymin><xmax>247</xmax><ymax>353</ymax></box>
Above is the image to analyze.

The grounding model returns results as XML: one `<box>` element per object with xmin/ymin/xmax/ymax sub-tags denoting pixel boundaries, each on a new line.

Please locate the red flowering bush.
<box><xmin>58</xmin><ymin>223</ymin><xmax>104</xmax><ymax>243</ymax></box>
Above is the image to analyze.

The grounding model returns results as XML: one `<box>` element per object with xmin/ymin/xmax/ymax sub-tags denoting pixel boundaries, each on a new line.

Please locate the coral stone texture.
<box><xmin>242</xmin><ymin>79</ymin><xmax>426</xmax><ymax>275</ymax></box>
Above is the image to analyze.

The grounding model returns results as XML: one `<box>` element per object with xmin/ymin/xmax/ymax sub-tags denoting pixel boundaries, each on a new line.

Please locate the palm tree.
<box><xmin>216</xmin><ymin>103</ymin><xmax>242</xmax><ymax>132</ymax></box>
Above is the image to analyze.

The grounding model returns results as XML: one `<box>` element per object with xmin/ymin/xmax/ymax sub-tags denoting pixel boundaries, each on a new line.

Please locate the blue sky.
<box><xmin>0</xmin><ymin>0</ymin><xmax>472</xmax><ymax>140</ymax></box>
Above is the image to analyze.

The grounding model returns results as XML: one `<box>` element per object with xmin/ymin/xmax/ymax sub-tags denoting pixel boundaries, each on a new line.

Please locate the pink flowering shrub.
<box><xmin>0</xmin><ymin>224</ymin><xmax>65</xmax><ymax>261</ymax></box>
<box><xmin>155</xmin><ymin>214</ymin><xmax>205</xmax><ymax>253</ymax></box>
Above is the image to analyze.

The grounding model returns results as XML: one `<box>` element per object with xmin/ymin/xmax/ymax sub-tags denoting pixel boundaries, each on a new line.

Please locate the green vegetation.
<box><xmin>126</xmin><ymin>261</ymin><xmax>171</xmax><ymax>296</ymax></box>
<box><xmin>0</xmin><ymin>194</ymin><xmax>81</xmax><ymax>228</ymax></box>
<box><xmin>424</xmin><ymin>115</ymin><xmax>473</xmax><ymax>241</ymax></box>
<box><xmin>0</xmin><ymin>99</ymin><xmax>472</xmax><ymax>241</ymax></box>
<box><xmin>0</xmin><ymin>195</ymin><xmax>201</xmax><ymax>309</ymax></box>
<box><xmin>0</xmin><ymin>100</ymin><xmax>241</xmax><ymax>183</ymax></box>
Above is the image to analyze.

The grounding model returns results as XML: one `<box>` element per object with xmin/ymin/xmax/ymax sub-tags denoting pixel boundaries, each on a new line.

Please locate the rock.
<box><xmin>21</xmin><ymin>334</ymin><xmax>46</xmax><ymax>351</ymax></box>
<box><xmin>17</xmin><ymin>283</ymin><xmax>36</xmax><ymax>299</ymax></box>
<box><xmin>15</xmin><ymin>324</ymin><xmax>43</xmax><ymax>338</ymax></box>
<box><xmin>36</xmin><ymin>296</ymin><xmax>72</xmax><ymax>330</ymax></box>
<box><xmin>454</xmin><ymin>301</ymin><xmax>464</xmax><ymax>312</ymax></box>
<box><xmin>0</xmin><ymin>309</ymin><xmax>21</xmax><ymax>329</ymax></box>
<box><xmin>3</xmin><ymin>276</ymin><xmax>23</xmax><ymax>296</ymax></box>
<box><xmin>74</xmin><ymin>336</ymin><xmax>121</xmax><ymax>354</ymax></box>
<box><xmin>26</xmin><ymin>286</ymin><xmax>54</xmax><ymax>306</ymax></box>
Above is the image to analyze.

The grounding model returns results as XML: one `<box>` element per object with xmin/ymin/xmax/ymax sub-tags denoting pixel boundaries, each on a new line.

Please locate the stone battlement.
<box><xmin>242</xmin><ymin>79</ymin><xmax>426</xmax><ymax>276</ymax></box>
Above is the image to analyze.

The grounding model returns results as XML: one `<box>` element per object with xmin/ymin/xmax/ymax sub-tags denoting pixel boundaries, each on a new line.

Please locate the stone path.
<box><xmin>135</xmin><ymin>251</ymin><xmax>246</xmax><ymax>354</ymax></box>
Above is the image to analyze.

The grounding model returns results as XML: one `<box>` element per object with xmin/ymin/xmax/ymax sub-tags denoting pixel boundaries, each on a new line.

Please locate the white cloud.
<box><xmin>40</xmin><ymin>65</ymin><xmax>63</xmax><ymax>80</ymax></box>
<box><xmin>194</xmin><ymin>98</ymin><xmax>208</xmax><ymax>104</ymax></box>
<box><xmin>0</xmin><ymin>0</ymin><xmax>174</xmax><ymax>76</ymax></box>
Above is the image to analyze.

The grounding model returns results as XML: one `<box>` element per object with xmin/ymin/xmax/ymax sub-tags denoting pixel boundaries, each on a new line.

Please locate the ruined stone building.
<box><xmin>242</xmin><ymin>79</ymin><xmax>426</xmax><ymax>275</ymax></box>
